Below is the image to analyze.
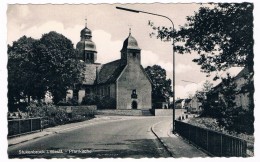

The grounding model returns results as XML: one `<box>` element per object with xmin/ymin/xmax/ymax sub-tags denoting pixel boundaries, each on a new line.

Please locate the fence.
<box><xmin>8</xmin><ymin>118</ymin><xmax>47</xmax><ymax>137</ymax></box>
<box><xmin>175</xmin><ymin>120</ymin><xmax>248</xmax><ymax>157</ymax></box>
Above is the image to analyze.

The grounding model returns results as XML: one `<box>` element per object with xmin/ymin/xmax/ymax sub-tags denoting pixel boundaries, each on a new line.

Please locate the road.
<box><xmin>8</xmin><ymin>116</ymin><xmax>172</xmax><ymax>158</ymax></box>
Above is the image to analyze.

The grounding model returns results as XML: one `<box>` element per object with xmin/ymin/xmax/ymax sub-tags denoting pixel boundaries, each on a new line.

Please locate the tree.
<box><xmin>200</xmin><ymin>74</ymin><xmax>253</xmax><ymax>134</ymax></box>
<box><xmin>8</xmin><ymin>36</ymin><xmax>44</xmax><ymax>111</ymax></box>
<box><xmin>195</xmin><ymin>80</ymin><xmax>213</xmax><ymax>102</ymax></box>
<box><xmin>149</xmin><ymin>3</ymin><xmax>253</xmax><ymax>78</ymax></box>
<box><xmin>33</xmin><ymin>31</ymin><xmax>85</xmax><ymax>104</ymax></box>
<box><xmin>145</xmin><ymin>65</ymin><xmax>173</xmax><ymax>105</ymax></box>
<box><xmin>8</xmin><ymin>32</ymin><xmax>85</xmax><ymax>109</ymax></box>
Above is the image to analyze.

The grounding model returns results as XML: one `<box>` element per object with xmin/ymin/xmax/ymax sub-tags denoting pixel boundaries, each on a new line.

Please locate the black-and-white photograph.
<box><xmin>3</xmin><ymin>1</ymin><xmax>256</xmax><ymax>159</ymax></box>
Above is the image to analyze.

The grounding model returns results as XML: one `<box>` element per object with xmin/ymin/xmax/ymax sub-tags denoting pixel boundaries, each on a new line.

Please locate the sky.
<box><xmin>7</xmin><ymin>3</ymin><xmax>244</xmax><ymax>99</ymax></box>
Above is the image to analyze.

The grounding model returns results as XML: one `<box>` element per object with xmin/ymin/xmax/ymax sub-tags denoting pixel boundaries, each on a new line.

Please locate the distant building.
<box><xmin>175</xmin><ymin>99</ymin><xmax>184</xmax><ymax>109</ymax></box>
<box><xmin>183</xmin><ymin>99</ymin><xmax>192</xmax><ymax>110</ymax></box>
<box><xmin>208</xmin><ymin>67</ymin><xmax>252</xmax><ymax>110</ymax></box>
<box><xmin>67</xmin><ymin>22</ymin><xmax>152</xmax><ymax>110</ymax></box>
<box><xmin>190</xmin><ymin>96</ymin><xmax>202</xmax><ymax>113</ymax></box>
<box><xmin>233</xmin><ymin>67</ymin><xmax>252</xmax><ymax>109</ymax></box>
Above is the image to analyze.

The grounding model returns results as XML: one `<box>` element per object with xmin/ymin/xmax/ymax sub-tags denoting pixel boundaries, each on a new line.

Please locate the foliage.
<box><xmin>57</xmin><ymin>97</ymin><xmax>79</xmax><ymax>106</ymax></box>
<box><xmin>81</xmin><ymin>94</ymin><xmax>116</xmax><ymax>109</ymax></box>
<box><xmin>8</xmin><ymin>32</ymin><xmax>85</xmax><ymax>109</ymax></box>
<box><xmin>7</xmin><ymin>36</ymin><xmax>44</xmax><ymax>111</ymax></box>
<box><xmin>187</xmin><ymin>117</ymin><xmax>254</xmax><ymax>142</ymax></box>
<box><xmin>200</xmin><ymin>74</ymin><xmax>253</xmax><ymax>134</ymax></box>
<box><xmin>81</xmin><ymin>95</ymin><xmax>97</xmax><ymax>105</ymax></box>
<box><xmin>195</xmin><ymin>80</ymin><xmax>213</xmax><ymax>102</ymax></box>
<box><xmin>34</xmin><ymin>31</ymin><xmax>85</xmax><ymax>104</ymax></box>
<box><xmin>144</xmin><ymin>65</ymin><xmax>173</xmax><ymax>103</ymax></box>
<box><xmin>27</xmin><ymin>103</ymin><xmax>95</xmax><ymax>126</ymax></box>
<box><xmin>148</xmin><ymin>3</ymin><xmax>254</xmax><ymax>134</ymax></box>
<box><xmin>149</xmin><ymin>3</ymin><xmax>253</xmax><ymax>78</ymax></box>
<box><xmin>96</xmin><ymin>96</ymin><xmax>116</xmax><ymax>109</ymax></box>
<box><xmin>27</xmin><ymin>103</ymin><xmax>69</xmax><ymax>126</ymax></box>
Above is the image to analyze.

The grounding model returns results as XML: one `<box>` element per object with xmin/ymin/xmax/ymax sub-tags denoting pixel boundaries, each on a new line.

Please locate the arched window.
<box><xmin>131</xmin><ymin>89</ymin><xmax>137</xmax><ymax>99</ymax></box>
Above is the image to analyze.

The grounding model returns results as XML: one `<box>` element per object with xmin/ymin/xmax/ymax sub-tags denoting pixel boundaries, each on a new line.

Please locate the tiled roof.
<box><xmin>175</xmin><ymin>99</ymin><xmax>184</xmax><ymax>103</ymax></box>
<box><xmin>184</xmin><ymin>99</ymin><xmax>192</xmax><ymax>103</ymax></box>
<box><xmin>234</xmin><ymin>67</ymin><xmax>250</xmax><ymax>80</ymax></box>
<box><xmin>83</xmin><ymin>64</ymin><xmax>101</xmax><ymax>85</ymax></box>
<box><xmin>97</xmin><ymin>60</ymin><xmax>126</xmax><ymax>84</ymax></box>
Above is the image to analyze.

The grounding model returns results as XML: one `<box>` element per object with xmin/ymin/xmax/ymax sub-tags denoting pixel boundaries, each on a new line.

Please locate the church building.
<box><xmin>66</xmin><ymin>22</ymin><xmax>152</xmax><ymax>110</ymax></box>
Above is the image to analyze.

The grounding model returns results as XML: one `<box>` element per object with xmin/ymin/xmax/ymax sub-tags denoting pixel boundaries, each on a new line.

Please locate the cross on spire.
<box><xmin>85</xmin><ymin>18</ymin><xmax>87</xmax><ymax>28</ymax></box>
<box><xmin>128</xmin><ymin>24</ymin><xmax>132</xmax><ymax>35</ymax></box>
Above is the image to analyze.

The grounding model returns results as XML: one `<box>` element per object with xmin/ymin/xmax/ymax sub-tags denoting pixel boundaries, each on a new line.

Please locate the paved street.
<box><xmin>8</xmin><ymin>116</ymin><xmax>172</xmax><ymax>158</ymax></box>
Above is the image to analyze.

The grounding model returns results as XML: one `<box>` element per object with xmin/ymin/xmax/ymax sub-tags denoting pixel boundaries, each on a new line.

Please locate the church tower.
<box><xmin>120</xmin><ymin>29</ymin><xmax>141</xmax><ymax>65</ymax></box>
<box><xmin>76</xmin><ymin>19</ymin><xmax>97</xmax><ymax>64</ymax></box>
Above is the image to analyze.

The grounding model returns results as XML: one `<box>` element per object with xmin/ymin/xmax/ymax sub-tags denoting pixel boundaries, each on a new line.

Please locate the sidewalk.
<box><xmin>8</xmin><ymin>115</ymin><xmax>133</xmax><ymax>146</ymax></box>
<box><xmin>151</xmin><ymin>120</ymin><xmax>208</xmax><ymax>158</ymax></box>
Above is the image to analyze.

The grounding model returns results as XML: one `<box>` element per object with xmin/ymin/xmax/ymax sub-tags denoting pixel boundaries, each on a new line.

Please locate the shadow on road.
<box><xmin>9</xmin><ymin>138</ymin><xmax>171</xmax><ymax>158</ymax></box>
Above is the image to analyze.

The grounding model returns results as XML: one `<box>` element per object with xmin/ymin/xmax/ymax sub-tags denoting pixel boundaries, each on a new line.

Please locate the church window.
<box><xmin>131</xmin><ymin>89</ymin><xmax>137</xmax><ymax>99</ymax></box>
<box><xmin>133</xmin><ymin>52</ymin><xmax>136</xmax><ymax>58</ymax></box>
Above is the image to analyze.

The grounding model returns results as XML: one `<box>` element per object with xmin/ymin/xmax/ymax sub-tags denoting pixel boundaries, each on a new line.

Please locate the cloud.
<box><xmin>141</xmin><ymin>50</ymin><xmax>173</xmax><ymax>72</ymax></box>
<box><xmin>8</xmin><ymin>20</ymin><xmax>83</xmax><ymax>46</ymax></box>
<box><xmin>92</xmin><ymin>30</ymin><xmax>122</xmax><ymax>64</ymax></box>
<box><xmin>175</xmin><ymin>80</ymin><xmax>209</xmax><ymax>99</ymax></box>
<box><xmin>176</xmin><ymin>64</ymin><xmax>193</xmax><ymax>74</ymax></box>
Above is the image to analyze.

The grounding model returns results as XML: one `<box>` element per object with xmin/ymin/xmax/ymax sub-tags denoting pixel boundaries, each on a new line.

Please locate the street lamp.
<box><xmin>116</xmin><ymin>6</ymin><xmax>176</xmax><ymax>134</ymax></box>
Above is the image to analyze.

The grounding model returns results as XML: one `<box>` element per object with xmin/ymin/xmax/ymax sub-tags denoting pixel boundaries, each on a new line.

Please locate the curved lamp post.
<box><xmin>116</xmin><ymin>6</ymin><xmax>176</xmax><ymax>134</ymax></box>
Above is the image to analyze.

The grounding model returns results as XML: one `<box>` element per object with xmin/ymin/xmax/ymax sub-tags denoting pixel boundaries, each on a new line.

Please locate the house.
<box><xmin>190</xmin><ymin>96</ymin><xmax>202</xmax><ymax>113</ymax></box>
<box><xmin>66</xmin><ymin>22</ymin><xmax>152</xmax><ymax>110</ymax></box>
<box><xmin>183</xmin><ymin>99</ymin><xmax>192</xmax><ymax>110</ymax></box>
<box><xmin>233</xmin><ymin>67</ymin><xmax>253</xmax><ymax>109</ymax></box>
<box><xmin>175</xmin><ymin>99</ymin><xmax>184</xmax><ymax>109</ymax></box>
<box><xmin>207</xmin><ymin>67</ymin><xmax>252</xmax><ymax>110</ymax></box>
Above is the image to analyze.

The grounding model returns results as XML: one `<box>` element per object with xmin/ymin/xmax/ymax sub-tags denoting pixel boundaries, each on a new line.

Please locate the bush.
<box><xmin>81</xmin><ymin>95</ymin><xmax>97</xmax><ymax>105</ymax></box>
<box><xmin>56</xmin><ymin>97</ymin><xmax>79</xmax><ymax>106</ymax></box>
<box><xmin>96</xmin><ymin>96</ymin><xmax>116</xmax><ymax>109</ymax></box>
<box><xmin>27</xmin><ymin>103</ymin><xmax>69</xmax><ymax>126</ymax></box>
<box><xmin>81</xmin><ymin>95</ymin><xmax>116</xmax><ymax>109</ymax></box>
<box><xmin>26</xmin><ymin>102</ymin><xmax>96</xmax><ymax>127</ymax></box>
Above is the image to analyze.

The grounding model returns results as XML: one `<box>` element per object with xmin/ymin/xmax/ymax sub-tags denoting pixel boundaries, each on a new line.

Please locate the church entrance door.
<box><xmin>132</xmin><ymin>101</ymin><xmax>138</xmax><ymax>109</ymax></box>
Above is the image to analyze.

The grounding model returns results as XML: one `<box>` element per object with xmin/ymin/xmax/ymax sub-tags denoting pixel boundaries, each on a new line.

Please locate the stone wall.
<box><xmin>96</xmin><ymin>109</ymin><xmax>144</xmax><ymax>116</ymax></box>
<box><xmin>151</xmin><ymin>109</ymin><xmax>187</xmax><ymax>117</ymax></box>
<box><xmin>59</xmin><ymin>105</ymin><xmax>97</xmax><ymax>117</ymax></box>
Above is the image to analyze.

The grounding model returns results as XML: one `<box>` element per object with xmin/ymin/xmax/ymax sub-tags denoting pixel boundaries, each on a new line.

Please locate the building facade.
<box><xmin>207</xmin><ymin>67</ymin><xmax>252</xmax><ymax>110</ymax></box>
<box><xmin>67</xmin><ymin>23</ymin><xmax>152</xmax><ymax>110</ymax></box>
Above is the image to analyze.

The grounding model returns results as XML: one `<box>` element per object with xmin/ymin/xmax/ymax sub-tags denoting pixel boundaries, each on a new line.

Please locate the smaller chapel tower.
<box><xmin>120</xmin><ymin>29</ymin><xmax>141</xmax><ymax>65</ymax></box>
<box><xmin>76</xmin><ymin>19</ymin><xmax>97</xmax><ymax>64</ymax></box>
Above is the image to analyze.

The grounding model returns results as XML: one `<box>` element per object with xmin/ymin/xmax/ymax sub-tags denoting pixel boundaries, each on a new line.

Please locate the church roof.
<box><xmin>121</xmin><ymin>33</ymin><xmax>141</xmax><ymax>51</ymax></box>
<box><xmin>97</xmin><ymin>60</ymin><xmax>126</xmax><ymax>84</ymax></box>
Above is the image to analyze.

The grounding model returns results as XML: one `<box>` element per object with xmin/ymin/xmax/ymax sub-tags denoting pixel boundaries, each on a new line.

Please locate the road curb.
<box><xmin>150</xmin><ymin>122</ymin><xmax>174</xmax><ymax>157</ymax></box>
